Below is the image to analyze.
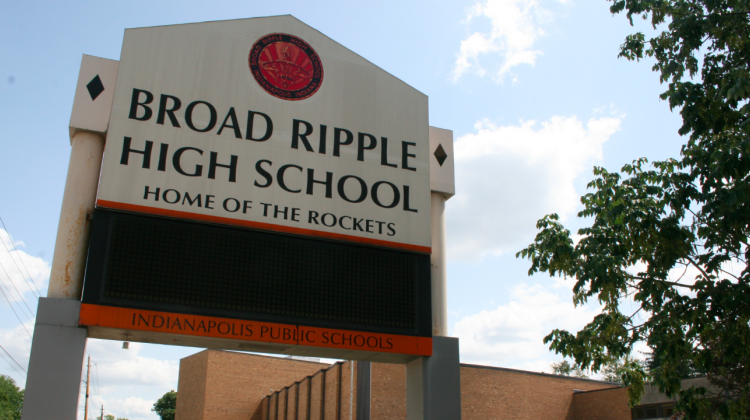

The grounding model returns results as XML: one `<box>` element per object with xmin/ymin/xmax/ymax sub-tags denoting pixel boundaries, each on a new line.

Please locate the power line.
<box><xmin>0</xmin><ymin>350</ymin><xmax>25</xmax><ymax>378</ymax></box>
<box><xmin>94</xmin><ymin>362</ymin><xmax>103</xmax><ymax>409</ymax></box>
<box><xmin>0</xmin><ymin>216</ymin><xmax>41</xmax><ymax>297</ymax></box>
<box><xmin>0</xmin><ymin>238</ymin><xmax>38</xmax><ymax>297</ymax></box>
<box><xmin>94</xmin><ymin>363</ymin><xmax>101</xmax><ymax>398</ymax></box>
<box><xmin>0</xmin><ymin>277</ymin><xmax>33</xmax><ymax>325</ymax></box>
<box><xmin>0</xmin><ymin>351</ymin><xmax>24</xmax><ymax>376</ymax></box>
<box><xmin>0</xmin><ymin>261</ymin><xmax>36</xmax><ymax>318</ymax></box>
<box><xmin>0</xmin><ymin>228</ymin><xmax>40</xmax><ymax>299</ymax></box>
<box><xmin>0</xmin><ymin>343</ymin><xmax>26</xmax><ymax>374</ymax></box>
<box><xmin>0</xmin><ymin>266</ymin><xmax>35</xmax><ymax>322</ymax></box>
<box><xmin>0</xmin><ymin>283</ymin><xmax>32</xmax><ymax>338</ymax></box>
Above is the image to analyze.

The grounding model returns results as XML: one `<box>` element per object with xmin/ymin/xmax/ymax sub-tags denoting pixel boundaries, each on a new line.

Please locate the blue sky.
<box><xmin>0</xmin><ymin>0</ymin><xmax>686</xmax><ymax>418</ymax></box>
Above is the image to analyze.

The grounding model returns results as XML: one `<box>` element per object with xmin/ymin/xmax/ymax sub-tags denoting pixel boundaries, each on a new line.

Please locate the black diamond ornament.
<box><xmin>434</xmin><ymin>144</ymin><xmax>448</xmax><ymax>166</ymax></box>
<box><xmin>86</xmin><ymin>75</ymin><xmax>105</xmax><ymax>101</ymax></box>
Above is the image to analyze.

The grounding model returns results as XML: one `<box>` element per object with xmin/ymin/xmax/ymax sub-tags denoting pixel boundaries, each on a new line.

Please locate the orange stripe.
<box><xmin>96</xmin><ymin>200</ymin><xmax>431</xmax><ymax>254</ymax></box>
<box><xmin>79</xmin><ymin>304</ymin><xmax>433</xmax><ymax>356</ymax></box>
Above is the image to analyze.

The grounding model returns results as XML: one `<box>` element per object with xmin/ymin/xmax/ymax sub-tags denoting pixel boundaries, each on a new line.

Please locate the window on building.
<box><xmin>631</xmin><ymin>403</ymin><xmax>675</xmax><ymax>419</ymax></box>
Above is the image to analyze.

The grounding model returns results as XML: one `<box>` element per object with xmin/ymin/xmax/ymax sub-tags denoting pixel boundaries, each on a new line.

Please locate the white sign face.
<box><xmin>97</xmin><ymin>16</ymin><xmax>431</xmax><ymax>253</ymax></box>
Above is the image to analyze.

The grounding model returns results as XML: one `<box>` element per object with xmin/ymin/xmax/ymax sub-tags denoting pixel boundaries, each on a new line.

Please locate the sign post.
<box><xmin>22</xmin><ymin>55</ymin><xmax>118</xmax><ymax>420</ymax></box>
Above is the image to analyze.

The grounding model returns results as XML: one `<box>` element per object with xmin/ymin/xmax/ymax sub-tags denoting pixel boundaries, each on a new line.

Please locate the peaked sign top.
<box><xmin>95</xmin><ymin>16</ymin><xmax>432</xmax><ymax>253</ymax></box>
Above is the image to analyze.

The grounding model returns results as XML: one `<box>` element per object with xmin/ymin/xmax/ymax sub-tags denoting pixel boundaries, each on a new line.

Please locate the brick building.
<box><xmin>175</xmin><ymin>350</ymin><xmax>632</xmax><ymax>419</ymax></box>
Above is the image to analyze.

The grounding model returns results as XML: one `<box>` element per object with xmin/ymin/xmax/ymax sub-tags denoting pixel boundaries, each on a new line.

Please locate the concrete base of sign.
<box><xmin>406</xmin><ymin>336</ymin><xmax>462</xmax><ymax>420</ymax></box>
<box><xmin>22</xmin><ymin>298</ymin><xmax>87</xmax><ymax>420</ymax></box>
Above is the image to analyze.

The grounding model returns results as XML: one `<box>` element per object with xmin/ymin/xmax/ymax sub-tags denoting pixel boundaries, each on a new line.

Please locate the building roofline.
<box><xmin>459</xmin><ymin>363</ymin><xmax>621</xmax><ymax>385</ymax></box>
<box><xmin>180</xmin><ymin>349</ymin><xmax>330</xmax><ymax>365</ymax></box>
<box><xmin>575</xmin><ymin>385</ymin><xmax>625</xmax><ymax>394</ymax></box>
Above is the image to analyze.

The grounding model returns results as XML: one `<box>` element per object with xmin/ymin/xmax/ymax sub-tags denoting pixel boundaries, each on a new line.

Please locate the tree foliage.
<box><xmin>551</xmin><ymin>360</ymin><xmax>590</xmax><ymax>378</ymax></box>
<box><xmin>152</xmin><ymin>390</ymin><xmax>176</xmax><ymax>420</ymax></box>
<box><xmin>602</xmin><ymin>354</ymin><xmax>648</xmax><ymax>384</ymax></box>
<box><xmin>0</xmin><ymin>375</ymin><xmax>23</xmax><ymax>420</ymax></box>
<box><xmin>517</xmin><ymin>0</ymin><xmax>749</xmax><ymax>418</ymax></box>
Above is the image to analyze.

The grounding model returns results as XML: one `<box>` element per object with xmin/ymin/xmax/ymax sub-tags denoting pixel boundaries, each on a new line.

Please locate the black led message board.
<box><xmin>82</xmin><ymin>209</ymin><xmax>432</xmax><ymax>337</ymax></box>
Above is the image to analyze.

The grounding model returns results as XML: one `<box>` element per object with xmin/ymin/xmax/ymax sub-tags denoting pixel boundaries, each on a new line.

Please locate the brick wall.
<box><xmin>176</xmin><ymin>350</ymin><xmax>329</xmax><ymax>420</ymax></box>
<box><xmin>461</xmin><ymin>364</ymin><xmax>613</xmax><ymax>420</ymax></box>
<box><xmin>459</xmin><ymin>364</ymin><xmax>620</xmax><ymax>420</ymax></box>
<box><xmin>370</xmin><ymin>362</ymin><xmax>406</xmax><ymax>419</ymax></box>
<box><xmin>259</xmin><ymin>360</ymin><xmax>358</xmax><ymax>420</ymax></box>
<box><xmin>177</xmin><ymin>350</ymin><xmax>629</xmax><ymax>420</ymax></box>
<box><xmin>262</xmin><ymin>362</ymin><xmax>622</xmax><ymax>420</ymax></box>
<box><xmin>571</xmin><ymin>387</ymin><xmax>631</xmax><ymax>420</ymax></box>
<box><xmin>361</xmin><ymin>363</ymin><xmax>622</xmax><ymax>420</ymax></box>
<box><xmin>175</xmin><ymin>350</ymin><xmax>208</xmax><ymax>420</ymax></box>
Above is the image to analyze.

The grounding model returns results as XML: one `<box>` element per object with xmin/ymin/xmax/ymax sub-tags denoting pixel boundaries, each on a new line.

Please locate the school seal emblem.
<box><xmin>249</xmin><ymin>33</ymin><xmax>324</xmax><ymax>101</ymax></box>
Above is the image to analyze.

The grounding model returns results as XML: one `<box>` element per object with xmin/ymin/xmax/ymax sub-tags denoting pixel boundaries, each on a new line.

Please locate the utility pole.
<box><xmin>83</xmin><ymin>356</ymin><xmax>91</xmax><ymax>420</ymax></box>
<box><xmin>101</xmin><ymin>404</ymin><xmax>104</xmax><ymax>420</ymax></box>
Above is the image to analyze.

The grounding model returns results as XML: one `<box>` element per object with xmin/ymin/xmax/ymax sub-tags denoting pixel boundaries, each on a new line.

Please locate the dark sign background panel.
<box><xmin>82</xmin><ymin>209</ymin><xmax>432</xmax><ymax>338</ymax></box>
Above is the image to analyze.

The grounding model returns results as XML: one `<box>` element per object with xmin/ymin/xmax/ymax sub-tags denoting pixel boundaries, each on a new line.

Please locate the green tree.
<box><xmin>152</xmin><ymin>390</ymin><xmax>176</xmax><ymax>420</ymax></box>
<box><xmin>95</xmin><ymin>414</ymin><xmax>129</xmax><ymax>420</ymax></box>
<box><xmin>551</xmin><ymin>360</ymin><xmax>590</xmax><ymax>378</ymax></box>
<box><xmin>517</xmin><ymin>0</ymin><xmax>750</xmax><ymax>418</ymax></box>
<box><xmin>601</xmin><ymin>354</ymin><xmax>648</xmax><ymax>384</ymax></box>
<box><xmin>0</xmin><ymin>375</ymin><xmax>23</xmax><ymax>420</ymax></box>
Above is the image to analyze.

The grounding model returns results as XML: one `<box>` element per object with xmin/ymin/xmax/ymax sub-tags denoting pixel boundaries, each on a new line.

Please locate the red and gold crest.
<box><xmin>249</xmin><ymin>33</ymin><xmax>324</xmax><ymax>101</ymax></box>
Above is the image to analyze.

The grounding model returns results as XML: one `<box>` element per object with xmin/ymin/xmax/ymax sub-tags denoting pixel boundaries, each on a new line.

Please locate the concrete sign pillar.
<box><xmin>430</xmin><ymin>192</ymin><xmax>448</xmax><ymax>337</ymax></box>
<box><xmin>428</xmin><ymin>126</ymin><xmax>454</xmax><ymax>337</ymax></box>
<box><xmin>23</xmin><ymin>55</ymin><xmax>117</xmax><ymax>420</ymax></box>
<box><xmin>408</xmin><ymin>120</ymin><xmax>459</xmax><ymax>419</ymax></box>
<box><xmin>406</xmin><ymin>336</ymin><xmax>462</xmax><ymax>420</ymax></box>
<box><xmin>47</xmin><ymin>131</ymin><xmax>104</xmax><ymax>299</ymax></box>
<box><xmin>21</xmin><ymin>299</ymin><xmax>88</xmax><ymax>420</ymax></box>
<box><xmin>48</xmin><ymin>54</ymin><xmax>116</xmax><ymax>299</ymax></box>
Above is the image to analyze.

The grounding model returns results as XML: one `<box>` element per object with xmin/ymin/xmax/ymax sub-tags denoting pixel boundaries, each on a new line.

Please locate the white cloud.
<box><xmin>89</xmin><ymin>397</ymin><xmax>157</xmax><ymax>420</ymax></box>
<box><xmin>79</xmin><ymin>340</ymin><xmax>179</xmax><ymax>420</ymax></box>
<box><xmin>454</xmin><ymin>282</ymin><xmax>600</xmax><ymax>370</ymax></box>
<box><xmin>86</xmin><ymin>341</ymin><xmax>178</xmax><ymax>389</ymax></box>
<box><xmin>453</xmin><ymin>32</ymin><xmax>499</xmax><ymax>79</ymax></box>
<box><xmin>452</xmin><ymin>0</ymin><xmax>566</xmax><ymax>83</ymax></box>
<box><xmin>0</xmin><ymin>328</ymin><xmax>177</xmax><ymax>420</ymax></box>
<box><xmin>0</xmin><ymin>229</ymin><xmax>44</xmax><ymax>384</ymax></box>
<box><xmin>447</xmin><ymin>115</ymin><xmax>621</xmax><ymax>261</ymax></box>
<box><xmin>0</xmin><ymin>319</ymin><xmax>33</xmax><ymax>384</ymax></box>
<box><xmin>0</xmin><ymin>229</ymin><xmax>49</xmax><ymax>303</ymax></box>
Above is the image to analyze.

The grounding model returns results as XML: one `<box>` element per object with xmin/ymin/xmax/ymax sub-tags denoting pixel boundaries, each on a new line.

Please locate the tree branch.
<box><xmin>717</xmin><ymin>268</ymin><xmax>740</xmax><ymax>281</ymax></box>
<box><xmin>688</xmin><ymin>208</ymin><xmax>750</xmax><ymax>249</ymax></box>
<box><xmin>627</xmin><ymin>307</ymin><xmax>644</xmax><ymax>322</ymax></box>
<box><xmin>686</xmin><ymin>256</ymin><xmax>712</xmax><ymax>280</ymax></box>
<box><xmin>627</xmin><ymin>274</ymin><xmax>704</xmax><ymax>290</ymax></box>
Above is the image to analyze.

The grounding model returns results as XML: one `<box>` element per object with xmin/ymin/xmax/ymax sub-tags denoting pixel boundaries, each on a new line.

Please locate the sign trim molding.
<box><xmin>96</xmin><ymin>199</ymin><xmax>431</xmax><ymax>254</ymax></box>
